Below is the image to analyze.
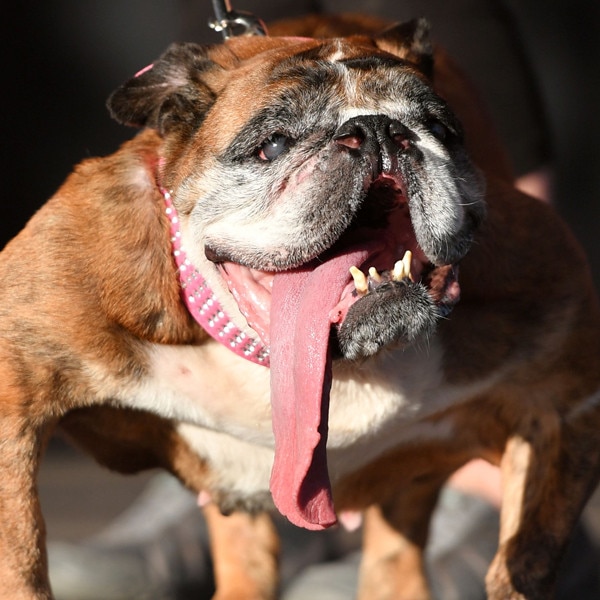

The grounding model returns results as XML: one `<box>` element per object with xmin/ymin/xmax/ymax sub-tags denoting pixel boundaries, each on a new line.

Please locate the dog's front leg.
<box><xmin>203</xmin><ymin>504</ymin><xmax>279</xmax><ymax>600</ymax></box>
<box><xmin>357</xmin><ymin>477</ymin><xmax>445</xmax><ymax>600</ymax></box>
<box><xmin>486</xmin><ymin>411</ymin><xmax>600</xmax><ymax>600</ymax></box>
<box><xmin>0</xmin><ymin>410</ymin><xmax>53</xmax><ymax>599</ymax></box>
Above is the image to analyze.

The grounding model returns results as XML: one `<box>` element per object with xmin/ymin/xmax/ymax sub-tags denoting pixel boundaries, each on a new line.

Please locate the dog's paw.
<box><xmin>336</xmin><ymin>279</ymin><xmax>438</xmax><ymax>360</ymax></box>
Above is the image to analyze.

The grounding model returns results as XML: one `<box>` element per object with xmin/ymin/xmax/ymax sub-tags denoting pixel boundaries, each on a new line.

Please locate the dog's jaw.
<box><xmin>212</xmin><ymin>173</ymin><xmax>461</xmax><ymax>357</ymax></box>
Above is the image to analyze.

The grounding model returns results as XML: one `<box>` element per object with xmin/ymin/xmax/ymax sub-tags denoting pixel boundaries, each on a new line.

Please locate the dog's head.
<box><xmin>109</xmin><ymin>19</ymin><xmax>485</xmax><ymax>529</ymax></box>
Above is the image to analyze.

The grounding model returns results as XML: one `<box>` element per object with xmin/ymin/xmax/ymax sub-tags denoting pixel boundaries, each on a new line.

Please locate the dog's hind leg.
<box><xmin>204</xmin><ymin>504</ymin><xmax>279</xmax><ymax>600</ymax></box>
<box><xmin>357</xmin><ymin>475</ymin><xmax>446</xmax><ymax>600</ymax></box>
<box><xmin>486</xmin><ymin>407</ymin><xmax>600</xmax><ymax>600</ymax></box>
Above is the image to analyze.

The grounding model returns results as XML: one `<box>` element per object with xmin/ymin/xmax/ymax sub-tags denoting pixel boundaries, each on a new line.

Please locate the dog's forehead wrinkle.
<box><xmin>337</xmin><ymin>55</ymin><xmax>405</xmax><ymax>70</ymax></box>
<box><xmin>321</xmin><ymin>38</ymin><xmax>355</xmax><ymax>63</ymax></box>
<box><xmin>265</xmin><ymin>46</ymin><xmax>407</xmax><ymax>101</ymax></box>
<box><xmin>335</xmin><ymin>71</ymin><xmax>439</xmax><ymax>124</ymax></box>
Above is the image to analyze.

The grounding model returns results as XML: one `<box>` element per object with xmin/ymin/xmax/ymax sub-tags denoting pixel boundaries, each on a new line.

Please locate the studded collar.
<box><xmin>161</xmin><ymin>187</ymin><xmax>270</xmax><ymax>367</ymax></box>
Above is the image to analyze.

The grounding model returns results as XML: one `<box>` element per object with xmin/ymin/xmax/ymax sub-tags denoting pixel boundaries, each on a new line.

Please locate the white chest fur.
<box><xmin>115</xmin><ymin>339</ymin><xmax>493</xmax><ymax>501</ymax></box>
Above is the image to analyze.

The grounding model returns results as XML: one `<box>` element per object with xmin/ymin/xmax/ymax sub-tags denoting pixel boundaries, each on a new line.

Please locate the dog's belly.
<box><xmin>118</xmin><ymin>339</ymin><xmax>498</xmax><ymax>505</ymax></box>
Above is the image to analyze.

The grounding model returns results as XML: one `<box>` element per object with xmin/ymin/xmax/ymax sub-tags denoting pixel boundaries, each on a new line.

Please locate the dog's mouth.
<box><xmin>210</xmin><ymin>175</ymin><xmax>461</xmax><ymax>530</ymax></box>
<box><xmin>217</xmin><ymin>177</ymin><xmax>459</xmax><ymax>344</ymax></box>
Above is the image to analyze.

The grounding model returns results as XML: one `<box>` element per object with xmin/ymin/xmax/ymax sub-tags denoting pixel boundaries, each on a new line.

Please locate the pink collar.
<box><xmin>161</xmin><ymin>187</ymin><xmax>270</xmax><ymax>367</ymax></box>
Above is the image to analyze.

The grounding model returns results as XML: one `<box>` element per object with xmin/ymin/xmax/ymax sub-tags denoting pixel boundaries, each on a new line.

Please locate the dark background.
<box><xmin>3</xmin><ymin>1</ymin><xmax>599</xmax><ymax>286</ymax></box>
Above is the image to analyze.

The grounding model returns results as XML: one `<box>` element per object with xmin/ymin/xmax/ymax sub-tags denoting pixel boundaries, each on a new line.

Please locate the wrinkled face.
<box><xmin>180</xmin><ymin>40</ymin><xmax>484</xmax><ymax>354</ymax></box>
<box><xmin>195</xmin><ymin>50</ymin><xmax>481</xmax><ymax>270</ymax></box>
<box><xmin>109</xmin><ymin>27</ymin><xmax>486</xmax><ymax>530</ymax></box>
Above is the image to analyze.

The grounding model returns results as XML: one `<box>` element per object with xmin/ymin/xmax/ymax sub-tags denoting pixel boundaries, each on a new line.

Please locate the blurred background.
<box><xmin>2</xmin><ymin>0</ymin><xmax>600</xmax><ymax>591</ymax></box>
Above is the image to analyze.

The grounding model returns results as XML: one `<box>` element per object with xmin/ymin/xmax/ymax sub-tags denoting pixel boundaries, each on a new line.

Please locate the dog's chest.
<box><xmin>121</xmin><ymin>339</ymin><xmax>477</xmax><ymax>500</ymax></box>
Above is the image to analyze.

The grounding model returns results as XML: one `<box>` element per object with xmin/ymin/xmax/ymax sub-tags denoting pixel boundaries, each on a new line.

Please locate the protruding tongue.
<box><xmin>269</xmin><ymin>248</ymin><xmax>370</xmax><ymax>530</ymax></box>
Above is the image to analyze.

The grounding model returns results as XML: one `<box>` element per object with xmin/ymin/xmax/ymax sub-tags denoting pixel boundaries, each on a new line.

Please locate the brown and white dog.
<box><xmin>1</xmin><ymin>13</ymin><xmax>600</xmax><ymax>600</ymax></box>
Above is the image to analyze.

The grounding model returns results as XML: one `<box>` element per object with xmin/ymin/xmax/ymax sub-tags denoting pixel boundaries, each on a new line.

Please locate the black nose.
<box><xmin>334</xmin><ymin>115</ymin><xmax>411</xmax><ymax>173</ymax></box>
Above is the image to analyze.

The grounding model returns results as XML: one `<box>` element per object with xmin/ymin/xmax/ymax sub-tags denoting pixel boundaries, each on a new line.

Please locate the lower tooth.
<box><xmin>393</xmin><ymin>250</ymin><xmax>413</xmax><ymax>281</ymax></box>
<box><xmin>352</xmin><ymin>250</ymin><xmax>414</xmax><ymax>294</ymax></box>
<box><xmin>368</xmin><ymin>267</ymin><xmax>382</xmax><ymax>282</ymax></box>
<box><xmin>403</xmin><ymin>250</ymin><xmax>413</xmax><ymax>281</ymax></box>
<box><xmin>392</xmin><ymin>261</ymin><xmax>405</xmax><ymax>281</ymax></box>
<box><xmin>349</xmin><ymin>266</ymin><xmax>368</xmax><ymax>295</ymax></box>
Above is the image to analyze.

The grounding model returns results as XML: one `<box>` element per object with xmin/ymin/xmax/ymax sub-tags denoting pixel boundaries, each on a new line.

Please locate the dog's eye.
<box><xmin>258</xmin><ymin>134</ymin><xmax>290</xmax><ymax>161</ymax></box>
<box><xmin>428</xmin><ymin>120</ymin><xmax>449</xmax><ymax>143</ymax></box>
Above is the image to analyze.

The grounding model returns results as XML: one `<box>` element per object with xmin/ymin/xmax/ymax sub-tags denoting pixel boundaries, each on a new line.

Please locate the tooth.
<box><xmin>403</xmin><ymin>250</ymin><xmax>413</xmax><ymax>281</ymax></box>
<box><xmin>368</xmin><ymin>267</ymin><xmax>382</xmax><ymax>282</ymax></box>
<box><xmin>349</xmin><ymin>266</ymin><xmax>368</xmax><ymax>294</ymax></box>
<box><xmin>393</xmin><ymin>250</ymin><xmax>413</xmax><ymax>281</ymax></box>
<box><xmin>392</xmin><ymin>260</ymin><xmax>405</xmax><ymax>281</ymax></box>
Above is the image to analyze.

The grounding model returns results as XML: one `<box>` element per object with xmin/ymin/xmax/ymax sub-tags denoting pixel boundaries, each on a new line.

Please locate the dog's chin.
<box><xmin>209</xmin><ymin>176</ymin><xmax>462</xmax><ymax>359</ymax></box>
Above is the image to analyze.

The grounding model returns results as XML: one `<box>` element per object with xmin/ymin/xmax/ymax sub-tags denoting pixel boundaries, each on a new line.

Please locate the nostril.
<box><xmin>334</xmin><ymin>132</ymin><xmax>364</xmax><ymax>149</ymax></box>
<box><xmin>334</xmin><ymin>122</ymin><xmax>366</xmax><ymax>150</ymax></box>
<box><xmin>335</xmin><ymin>116</ymin><xmax>412</xmax><ymax>156</ymax></box>
<box><xmin>388</xmin><ymin>121</ymin><xmax>411</xmax><ymax>150</ymax></box>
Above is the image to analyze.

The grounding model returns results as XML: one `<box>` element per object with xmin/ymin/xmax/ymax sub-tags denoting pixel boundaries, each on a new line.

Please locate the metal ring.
<box><xmin>209</xmin><ymin>0</ymin><xmax>267</xmax><ymax>39</ymax></box>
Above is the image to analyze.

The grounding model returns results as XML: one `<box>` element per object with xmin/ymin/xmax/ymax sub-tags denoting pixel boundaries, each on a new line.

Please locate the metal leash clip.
<box><xmin>209</xmin><ymin>0</ymin><xmax>267</xmax><ymax>39</ymax></box>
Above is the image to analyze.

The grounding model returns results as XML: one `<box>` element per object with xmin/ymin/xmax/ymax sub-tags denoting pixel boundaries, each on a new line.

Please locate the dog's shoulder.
<box><xmin>0</xmin><ymin>129</ymin><xmax>205</xmax><ymax>379</ymax></box>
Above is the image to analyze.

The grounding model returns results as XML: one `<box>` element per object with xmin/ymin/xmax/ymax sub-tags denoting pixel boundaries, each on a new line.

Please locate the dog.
<box><xmin>2</xmin><ymin>13</ymin><xmax>600</xmax><ymax>600</ymax></box>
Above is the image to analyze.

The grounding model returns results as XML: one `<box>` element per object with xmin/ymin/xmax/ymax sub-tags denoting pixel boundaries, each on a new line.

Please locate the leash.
<box><xmin>209</xmin><ymin>0</ymin><xmax>267</xmax><ymax>39</ymax></box>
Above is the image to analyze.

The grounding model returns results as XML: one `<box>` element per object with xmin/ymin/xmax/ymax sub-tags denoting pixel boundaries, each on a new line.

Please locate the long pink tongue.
<box><xmin>270</xmin><ymin>249</ymin><xmax>369</xmax><ymax>530</ymax></box>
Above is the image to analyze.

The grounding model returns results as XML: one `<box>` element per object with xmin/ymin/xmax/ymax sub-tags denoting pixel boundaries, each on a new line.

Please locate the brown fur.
<box><xmin>1</xmin><ymin>14</ymin><xmax>600</xmax><ymax>600</ymax></box>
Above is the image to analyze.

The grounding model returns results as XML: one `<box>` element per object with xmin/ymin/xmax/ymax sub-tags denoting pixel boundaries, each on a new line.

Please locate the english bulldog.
<box><xmin>1</xmin><ymin>13</ymin><xmax>600</xmax><ymax>600</ymax></box>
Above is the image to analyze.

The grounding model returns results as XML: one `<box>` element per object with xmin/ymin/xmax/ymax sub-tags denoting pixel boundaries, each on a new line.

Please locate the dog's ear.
<box><xmin>107</xmin><ymin>42</ymin><xmax>220</xmax><ymax>136</ymax></box>
<box><xmin>374</xmin><ymin>18</ymin><xmax>434</xmax><ymax>79</ymax></box>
